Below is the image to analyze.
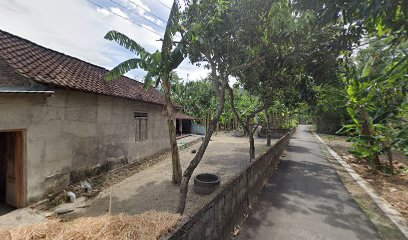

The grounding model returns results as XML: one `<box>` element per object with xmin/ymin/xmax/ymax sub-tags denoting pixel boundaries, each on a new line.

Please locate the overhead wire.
<box><xmin>107</xmin><ymin>0</ymin><xmax>166</xmax><ymax>31</ymax></box>
<box><xmin>122</xmin><ymin>0</ymin><xmax>167</xmax><ymax>23</ymax></box>
<box><xmin>85</xmin><ymin>0</ymin><xmax>163</xmax><ymax>37</ymax></box>
<box><xmin>153</xmin><ymin>0</ymin><xmax>171</xmax><ymax>10</ymax></box>
<box><xmin>112</xmin><ymin>0</ymin><xmax>183</xmax><ymax>40</ymax></box>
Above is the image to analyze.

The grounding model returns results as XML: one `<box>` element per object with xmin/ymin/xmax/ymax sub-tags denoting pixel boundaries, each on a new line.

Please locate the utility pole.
<box><xmin>184</xmin><ymin>73</ymin><xmax>189</xmax><ymax>113</ymax></box>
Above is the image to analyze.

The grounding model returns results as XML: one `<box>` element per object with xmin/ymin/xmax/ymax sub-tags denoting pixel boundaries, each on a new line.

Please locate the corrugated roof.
<box><xmin>0</xmin><ymin>29</ymin><xmax>166</xmax><ymax>105</ymax></box>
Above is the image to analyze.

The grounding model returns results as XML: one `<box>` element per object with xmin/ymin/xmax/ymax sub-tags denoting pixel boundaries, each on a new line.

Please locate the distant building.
<box><xmin>0</xmin><ymin>30</ymin><xmax>173</xmax><ymax>207</ymax></box>
<box><xmin>175</xmin><ymin>112</ymin><xmax>198</xmax><ymax>135</ymax></box>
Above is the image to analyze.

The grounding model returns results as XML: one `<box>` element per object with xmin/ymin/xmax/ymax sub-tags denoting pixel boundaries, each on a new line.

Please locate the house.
<box><xmin>0</xmin><ymin>30</ymin><xmax>172</xmax><ymax>208</ymax></box>
<box><xmin>175</xmin><ymin>112</ymin><xmax>197</xmax><ymax>136</ymax></box>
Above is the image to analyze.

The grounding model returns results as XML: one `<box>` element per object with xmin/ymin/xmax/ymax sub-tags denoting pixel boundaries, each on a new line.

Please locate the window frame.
<box><xmin>134</xmin><ymin>112</ymin><xmax>148</xmax><ymax>142</ymax></box>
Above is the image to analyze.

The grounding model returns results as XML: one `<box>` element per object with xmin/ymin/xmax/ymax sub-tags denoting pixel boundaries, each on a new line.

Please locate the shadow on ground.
<box><xmin>238</xmin><ymin>147</ymin><xmax>380</xmax><ymax>240</ymax></box>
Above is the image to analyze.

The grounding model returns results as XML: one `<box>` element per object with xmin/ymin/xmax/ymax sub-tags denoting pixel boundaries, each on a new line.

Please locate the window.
<box><xmin>134</xmin><ymin>112</ymin><xmax>148</xmax><ymax>142</ymax></box>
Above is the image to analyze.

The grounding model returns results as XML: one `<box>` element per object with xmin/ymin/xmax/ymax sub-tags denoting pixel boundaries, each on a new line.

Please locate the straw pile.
<box><xmin>0</xmin><ymin>211</ymin><xmax>181</xmax><ymax>240</ymax></box>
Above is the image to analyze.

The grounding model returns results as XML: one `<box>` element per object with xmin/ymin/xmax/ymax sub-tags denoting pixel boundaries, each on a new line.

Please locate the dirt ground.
<box><xmin>55</xmin><ymin>133</ymin><xmax>272</xmax><ymax>220</ymax></box>
<box><xmin>319</xmin><ymin>134</ymin><xmax>408</xmax><ymax>224</ymax></box>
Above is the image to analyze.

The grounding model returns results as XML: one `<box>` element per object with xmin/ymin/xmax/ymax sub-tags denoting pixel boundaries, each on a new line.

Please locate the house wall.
<box><xmin>0</xmin><ymin>90</ymin><xmax>169</xmax><ymax>204</ymax></box>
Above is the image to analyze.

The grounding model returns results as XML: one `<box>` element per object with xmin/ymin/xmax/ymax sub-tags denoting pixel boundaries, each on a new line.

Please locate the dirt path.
<box><xmin>59</xmin><ymin>133</ymin><xmax>272</xmax><ymax>219</ymax></box>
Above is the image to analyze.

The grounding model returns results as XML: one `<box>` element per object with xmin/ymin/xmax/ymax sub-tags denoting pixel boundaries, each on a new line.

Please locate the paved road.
<box><xmin>237</xmin><ymin>125</ymin><xmax>380</xmax><ymax>240</ymax></box>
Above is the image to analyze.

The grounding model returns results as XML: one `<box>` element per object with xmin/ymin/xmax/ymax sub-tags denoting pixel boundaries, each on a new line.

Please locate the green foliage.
<box><xmin>294</xmin><ymin>0</ymin><xmax>408</xmax><ymax>45</ymax></box>
<box><xmin>232</xmin><ymin>89</ymin><xmax>262</xmax><ymax>122</ymax></box>
<box><xmin>311</xmin><ymin>84</ymin><xmax>348</xmax><ymax>134</ymax></box>
<box><xmin>104</xmin><ymin>1</ymin><xmax>186</xmax><ymax>88</ymax></box>
<box><xmin>341</xmin><ymin>39</ymin><xmax>408</xmax><ymax>166</ymax></box>
<box><xmin>301</xmin><ymin>0</ymin><xmax>408</xmax><ymax>165</ymax></box>
<box><xmin>170</xmin><ymin>74</ymin><xmax>216</xmax><ymax>120</ymax></box>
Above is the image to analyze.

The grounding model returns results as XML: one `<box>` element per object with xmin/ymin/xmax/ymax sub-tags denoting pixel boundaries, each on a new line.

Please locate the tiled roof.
<box><xmin>0</xmin><ymin>29</ymin><xmax>166</xmax><ymax>105</ymax></box>
<box><xmin>175</xmin><ymin>112</ymin><xmax>198</xmax><ymax>120</ymax></box>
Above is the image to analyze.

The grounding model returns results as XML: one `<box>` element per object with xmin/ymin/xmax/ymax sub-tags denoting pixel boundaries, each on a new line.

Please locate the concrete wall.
<box><xmin>164</xmin><ymin>128</ymin><xmax>295</xmax><ymax>240</ymax></box>
<box><xmin>0</xmin><ymin>89</ymin><xmax>169</xmax><ymax>204</ymax></box>
<box><xmin>191</xmin><ymin>124</ymin><xmax>206</xmax><ymax>135</ymax></box>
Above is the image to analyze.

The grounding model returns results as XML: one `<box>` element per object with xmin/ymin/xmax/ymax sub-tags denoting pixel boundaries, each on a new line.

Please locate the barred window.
<box><xmin>134</xmin><ymin>112</ymin><xmax>148</xmax><ymax>142</ymax></box>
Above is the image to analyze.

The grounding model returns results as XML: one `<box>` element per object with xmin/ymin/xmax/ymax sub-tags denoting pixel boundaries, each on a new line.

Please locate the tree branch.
<box><xmin>227</xmin><ymin>85</ymin><xmax>249</xmax><ymax>133</ymax></box>
<box><xmin>229</xmin><ymin>55</ymin><xmax>267</xmax><ymax>73</ymax></box>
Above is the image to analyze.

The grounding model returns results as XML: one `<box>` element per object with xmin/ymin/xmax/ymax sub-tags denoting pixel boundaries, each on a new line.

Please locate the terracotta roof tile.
<box><xmin>0</xmin><ymin>29</ymin><xmax>166</xmax><ymax>105</ymax></box>
<box><xmin>175</xmin><ymin>112</ymin><xmax>198</xmax><ymax>120</ymax></box>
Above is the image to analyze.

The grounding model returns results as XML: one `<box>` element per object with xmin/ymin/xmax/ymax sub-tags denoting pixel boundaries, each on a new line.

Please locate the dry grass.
<box><xmin>0</xmin><ymin>211</ymin><xmax>181</xmax><ymax>240</ymax></box>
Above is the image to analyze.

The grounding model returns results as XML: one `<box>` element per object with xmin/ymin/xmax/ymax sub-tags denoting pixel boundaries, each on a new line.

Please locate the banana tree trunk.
<box><xmin>358</xmin><ymin>106</ymin><xmax>381</xmax><ymax>169</ymax></box>
<box><xmin>163</xmin><ymin>76</ymin><xmax>182</xmax><ymax>184</ymax></box>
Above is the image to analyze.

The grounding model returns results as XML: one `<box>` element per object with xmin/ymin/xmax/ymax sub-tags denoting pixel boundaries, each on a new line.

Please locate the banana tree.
<box><xmin>104</xmin><ymin>0</ymin><xmax>185</xmax><ymax>184</ymax></box>
<box><xmin>342</xmin><ymin>46</ymin><xmax>408</xmax><ymax>171</ymax></box>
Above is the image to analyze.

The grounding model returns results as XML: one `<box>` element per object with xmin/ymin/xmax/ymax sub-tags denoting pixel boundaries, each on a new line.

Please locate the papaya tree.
<box><xmin>104</xmin><ymin>0</ymin><xmax>185</xmax><ymax>184</ymax></box>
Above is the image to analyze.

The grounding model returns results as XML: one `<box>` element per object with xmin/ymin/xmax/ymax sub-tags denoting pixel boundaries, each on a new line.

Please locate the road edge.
<box><xmin>313</xmin><ymin>132</ymin><xmax>408</xmax><ymax>239</ymax></box>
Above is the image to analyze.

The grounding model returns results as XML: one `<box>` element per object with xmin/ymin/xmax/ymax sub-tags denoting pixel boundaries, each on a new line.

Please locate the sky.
<box><xmin>0</xmin><ymin>0</ymin><xmax>210</xmax><ymax>82</ymax></box>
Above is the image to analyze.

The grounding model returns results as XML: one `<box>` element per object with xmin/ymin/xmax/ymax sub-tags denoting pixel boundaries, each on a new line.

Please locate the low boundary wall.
<box><xmin>164</xmin><ymin>128</ymin><xmax>295</xmax><ymax>240</ymax></box>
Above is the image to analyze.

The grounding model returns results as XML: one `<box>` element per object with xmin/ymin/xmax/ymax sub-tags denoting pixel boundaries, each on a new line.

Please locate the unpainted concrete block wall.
<box><xmin>165</xmin><ymin>128</ymin><xmax>295</xmax><ymax>240</ymax></box>
<box><xmin>0</xmin><ymin>89</ymin><xmax>169</xmax><ymax>204</ymax></box>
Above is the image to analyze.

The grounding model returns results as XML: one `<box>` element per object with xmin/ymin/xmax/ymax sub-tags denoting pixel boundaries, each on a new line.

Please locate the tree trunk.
<box><xmin>265</xmin><ymin>109</ymin><xmax>271</xmax><ymax>147</ymax></box>
<box><xmin>387</xmin><ymin>148</ymin><xmax>394</xmax><ymax>169</ymax></box>
<box><xmin>227</xmin><ymin>86</ymin><xmax>268</xmax><ymax>161</ymax></box>
<box><xmin>249</xmin><ymin>124</ymin><xmax>255</xmax><ymax>160</ymax></box>
<box><xmin>267</xmin><ymin>133</ymin><xmax>271</xmax><ymax>147</ymax></box>
<box><xmin>163</xmin><ymin>76</ymin><xmax>182</xmax><ymax>184</ymax></box>
<box><xmin>358</xmin><ymin>106</ymin><xmax>381</xmax><ymax>169</ymax></box>
<box><xmin>273</xmin><ymin>112</ymin><xmax>277</xmax><ymax>129</ymax></box>
<box><xmin>177</xmin><ymin>85</ymin><xmax>226</xmax><ymax>214</ymax></box>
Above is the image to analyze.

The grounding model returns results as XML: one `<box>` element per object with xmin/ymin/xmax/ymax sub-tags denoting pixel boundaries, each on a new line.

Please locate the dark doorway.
<box><xmin>176</xmin><ymin>119</ymin><xmax>180</xmax><ymax>135</ymax></box>
<box><xmin>181</xmin><ymin>120</ymin><xmax>192</xmax><ymax>134</ymax></box>
<box><xmin>0</xmin><ymin>131</ymin><xmax>24</xmax><ymax>214</ymax></box>
<box><xmin>176</xmin><ymin>119</ymin><xmax>193</xmax><ymax>135</ymax></box>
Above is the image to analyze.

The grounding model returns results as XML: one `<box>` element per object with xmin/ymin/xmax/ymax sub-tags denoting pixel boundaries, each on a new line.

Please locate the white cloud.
<box><xmin>140</xmin><ymin>24</ymin><xmax>155</xmax><ymax>32</ymax></box>
<box><xmin>110</xmin><ymin>7</ymin><xmax>129</xmax><ymax>19</ymax></box>
<box><xmin>96</xmin><ymin>7</ymin><xmax>111</xmax><ymax>16</ymax></box>
<box><xmin>175</xmin><ymin>59</ymin><xmax>210</xmax><ymax>81</ymax></box>
<box><xmin>0</xmin><ymin>0</ymin><xmax>207</xmax><ymax>82</ymax></box>
<box><xmin>158</xmin><ymin>0</ymin><xmax>174</xmax><ymax>7</ymax></box>
<box><xmin>120</xmin><ymin>0</ymin><xmax>165</xmax><ymax>26</ymax></box>
<box><xmin>144</xmin><ymin>15</ymin><xmax>163</xmax><ymax>26</ymax></box>
<box><xmin>125</xmin><ymin>0</ymin><xmax>150</xmax><ymax>13</ymax></box>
